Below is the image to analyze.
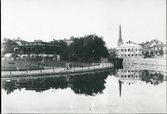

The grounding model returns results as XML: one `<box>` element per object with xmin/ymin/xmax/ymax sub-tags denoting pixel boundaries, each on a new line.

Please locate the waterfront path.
<box><xmin>1</xmin><ymin>62</ymin><xmax>113</xmax><ymax>78</ymax></box>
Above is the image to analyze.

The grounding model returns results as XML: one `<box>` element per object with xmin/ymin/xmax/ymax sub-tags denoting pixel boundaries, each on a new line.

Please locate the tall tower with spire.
<box><xmin>118</xmin><ymin>25</ymin><xmax>124</xmax><ymax>46</ymax></box>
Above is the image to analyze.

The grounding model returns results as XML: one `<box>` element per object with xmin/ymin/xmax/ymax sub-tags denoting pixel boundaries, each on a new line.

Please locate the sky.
<box><xmin>1</xmin><ymin>0</ymin><xmax>166</xmax><ymax>48</ymax></box>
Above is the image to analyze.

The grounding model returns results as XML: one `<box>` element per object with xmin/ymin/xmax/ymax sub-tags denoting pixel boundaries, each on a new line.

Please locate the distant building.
<box><xmin>57</xmin><ymin>36</ymin><xmax>74</xmax><ymax>46</ymax></box>
<box><xmin>116</xmin><ymin>43</ymin><xmax>142</xmax><ymax>58</ymax></box>
<box><xmin>139</xmin><ymin>39</ymin><xmax>166</xmax><ymax>57</ymax></box>
<box><xmin>116</xmin><ymin>25</ymin><xmax>142</xmax><ymax>58</ymax></box>
<box><xmin>13</xmin><ymin>40</ymin><xmax>60</xmax><ymax>54</ymax></box>
<box><xmin>64</xmin><ymin>37</ymin><xmax>74</xmax><ymax>46</ymax></box>
<box><xmin>14</xmin><ymin>37</ymin><xmax>28</xmax><ymax>45</ymax></box>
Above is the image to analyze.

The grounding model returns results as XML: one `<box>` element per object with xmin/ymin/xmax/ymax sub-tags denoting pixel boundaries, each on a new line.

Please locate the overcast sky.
<box><xmin>1</xmin><ymin>0</ymin><xmax>166</xmax><ymax>48</ymax></box>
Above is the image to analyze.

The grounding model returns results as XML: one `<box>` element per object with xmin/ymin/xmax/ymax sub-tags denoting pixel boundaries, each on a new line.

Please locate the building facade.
<box><xmin>13</xmin><ymin>40</ymin><xmax>60</xmax><ymax>55</ymax></box>
<box><xmin>139</xmin><ymin>39</ymin><xmax>166</xmax><ymax>57</ymax></box>
<box><xmin>116</xmin><ymin>25</ymin><xmax>142</xmax><ymax>58</ymax></box>
<box><xmin>116</xmin><ymin>43</ymin><xmax>142</xmax><ymax>58</ymax></box>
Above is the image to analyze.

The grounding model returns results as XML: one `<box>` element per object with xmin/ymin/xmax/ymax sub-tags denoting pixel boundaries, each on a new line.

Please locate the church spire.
<box><xmin>119</xmin><ymin>25</ymin><xmax>122</xmax><ymax>42</ymax></box>
<box><xmin>118</xmin><ymin>25</ymin><xmax>124</xmax><ymax>46</ymax></box>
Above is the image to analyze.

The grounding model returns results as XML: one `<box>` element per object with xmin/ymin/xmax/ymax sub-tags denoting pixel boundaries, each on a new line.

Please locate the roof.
<box><xmin>14</xmin><ymin>39</ymin><xmax>28</xmax><ymax>43</ymax></box>
<box><xmin>117</xmin><ymin>43</ymin><xmax>141</xmax><ymax>48</ymax></box>
<box><xmin>13</xmin><ymin>44</ymin><xmax>60</xmax><ymax>47</ymax></box>
<box><xmin>140</xmin><ymin>40</ymin><xmax>164</xmax><ymax>47</ymax></box>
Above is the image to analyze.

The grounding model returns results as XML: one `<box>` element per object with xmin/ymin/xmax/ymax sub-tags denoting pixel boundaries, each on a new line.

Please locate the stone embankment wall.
<box><xmin>123</xmin><ymin>57</ymin><xmax>166</xmax><ymax>66</ymax></box>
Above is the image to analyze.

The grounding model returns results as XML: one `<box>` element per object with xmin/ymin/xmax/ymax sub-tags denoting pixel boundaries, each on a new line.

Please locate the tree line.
<box><xmin>2</xmin><ymin>34</ymin><xmax>109</xmax><ymax>62</ymax></box>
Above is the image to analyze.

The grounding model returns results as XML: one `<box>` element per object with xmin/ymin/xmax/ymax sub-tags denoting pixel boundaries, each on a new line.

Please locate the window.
<box><xmin>128</xmin><ymin>54</ymin><xmax>130</xmax><ymax>56</ymax></box>
<box><xmin>121</xmin><ymin>75</ymin><xmax>123</xmax><ymax>77</ymax></box>
<box><xmin>125</xmin><ymin>54</ymin><xmax>126</xmax><ymax>56</ymax></box>
<box><xmin>128</xmin><ymin>75</ymin><xmax>130</xmax><ymax>78</ymax></box>
<box><xmin>121</xmin><ymin>54</ymin><xmax>123</xmax><ymax>56</ymax></box>
<box><xmin>121</xmin><ymin>49</ymin><xmax>123</xmax><ymax>51</ymax></box>
<box><xmin>136</xmin><ymin>49</ymin><xmax>138</xmax><ymax>51</ymax></box>
<box><xmin>131</xmin><ymin>54</ymin><xmax>133</xmax><ymax>56</ymax></box>
<box><xmin>135</xmin><ymin>54</ymin><xmax>137</xmax><ymax>56</ymax></box>
<box><xmin>139</xmin><ymin>49</ymin><xmax>142</xmax><ymax>51</ymax></box>
<box><xmin>128</xmin><ymin>49</ymin><xmax>130</xmax><ymax>51</ymax></box>
<box><xmin>132</xmin><ymin>49</ymin><xmax>133</xmax><ymax>51</ymax></box>
<box><xmin>124</xmin><ymin>49</ymin><xmax>126</xmax><ymax>51</ymax></box>
<box><xmin>124</xmin><ymin>75</ymin><xmax>126</xmax><ymax>77</ymax></box>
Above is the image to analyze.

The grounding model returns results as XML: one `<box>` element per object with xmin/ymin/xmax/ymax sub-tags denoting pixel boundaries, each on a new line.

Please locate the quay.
<box><xmin>1</xmin><ymin>63</ymin><xmax>113</xmax><ymax>79</ymax></box>
<box><xmin>123</xmin><ymin>57</ymin><xmax>166</xmax><ymax>66</ymax></box>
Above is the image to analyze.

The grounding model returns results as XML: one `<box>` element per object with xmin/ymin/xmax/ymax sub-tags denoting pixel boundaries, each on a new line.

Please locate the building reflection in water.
<box><xmin>2</xmin><ymin>65</ymin><xmax>166</xmax><ymax>97</ymax></box>
<box><xmin>2</xmin><ymin>70</ymin><xmax>111</xmax><ymax>95</ymax></box>
<box><xmin>116</xmin><ymin>64</ymin><xmax>166</xmax><ymax>97</ymax></box>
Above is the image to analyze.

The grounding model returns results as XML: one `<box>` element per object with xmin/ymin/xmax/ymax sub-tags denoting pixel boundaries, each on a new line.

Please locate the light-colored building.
<box><xmin>13</xmin><ymin>40</ymin><xmax>60</xmax><ymax>55</ymax></box>
<box><xmin>116</xmin><ymin>25</ymin><xmax>142</xmax><ymax>58</ymax></box>
<box><xmin>139</xmin><ymin>39</ymin><xmax>166</xmax><ymax>57</ymax></box>
<box><xmin>116</xmin><ymin>43</ymin><xmax>142</xmax><ymax>58</ymax></box>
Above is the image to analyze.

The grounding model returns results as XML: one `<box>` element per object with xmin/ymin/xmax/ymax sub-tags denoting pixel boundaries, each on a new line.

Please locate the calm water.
<box><xmin>2</xmin><ymin>65</ymin><xmax>167</xmax><ymax>113</ymax></box>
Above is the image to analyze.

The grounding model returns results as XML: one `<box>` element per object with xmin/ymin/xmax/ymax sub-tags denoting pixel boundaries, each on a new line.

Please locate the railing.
<box><xmin>2</xmin><ymin>62</ymin><xmax>113</xmax><ymax>77</ymax></box>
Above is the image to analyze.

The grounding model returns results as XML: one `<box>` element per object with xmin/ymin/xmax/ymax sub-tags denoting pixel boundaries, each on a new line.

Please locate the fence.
<box><xmin>2</xmin><ymin>62</ymin><xmax>113</xmax><ymax>76</ymax></box>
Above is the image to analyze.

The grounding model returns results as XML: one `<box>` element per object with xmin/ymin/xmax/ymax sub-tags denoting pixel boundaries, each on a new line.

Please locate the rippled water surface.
<box><xmin>2</xmin><ymin>65</ymin><xmax>167</xmax><ymax>113</ymax></box>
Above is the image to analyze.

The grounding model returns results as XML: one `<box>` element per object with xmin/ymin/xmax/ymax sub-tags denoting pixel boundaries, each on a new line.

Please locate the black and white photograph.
<box><xmin>1</xmin><ymin>0</ymin><xmax>166</xmax><ymax>113</ymax></box>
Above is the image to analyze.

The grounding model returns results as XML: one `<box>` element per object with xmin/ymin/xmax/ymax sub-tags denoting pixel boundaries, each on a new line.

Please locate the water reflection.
<box><xmin>114</xmin><ymin>64</ymin><xmax>166</xmax><ymax>98</ymax></box>
<box><xmin>2</xmin><ymin>64</ymin><xmax>166</xmax><ymax>96</ymax></box>
<box><xmin>2</xmin><ymin>64</ymin><xmax>166</xmax><ymax>113</ymax></box>
<box><xmin>115</xmin><ymin>67</ymin><xmax>166</xmax><ymax>85</ymax></box>
<box><xmin>2</xmin><ymin>70</ymin><xmax>111</xmax><ymax>96</ymax></box>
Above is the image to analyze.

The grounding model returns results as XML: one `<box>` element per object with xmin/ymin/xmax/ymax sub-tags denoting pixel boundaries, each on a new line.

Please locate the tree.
<box><xmin>150</xmin><ymin>51</ymin><xmax>154</xmax><ymax>57</ymax></box>
<box><xmin>108</xmin><ymin>48</ymin><xmax>118</xmax><ymax>59</ymax></box>
<box><xmin>67</xmin><ymin>34</ymin><xmax>109</xmax><ymax>62</ymax></box>
<box><xmin>50</xmin><ymin>40</ymin><xmax>68</xmax><ymax>60</ymax></box>
<box><xmin>2</xmin><ymin>38</ymin><xmax>18</xmax><ymax>55</ymax></box>
<box><xmin>144</xmin><ymin>51</ymin><xmax>149</xmax><ymax>58</ymax></box>
<box><xmin>159</xmin><ymin>49</ymin><xmax>164</xmax><ymax>56</ymax></box>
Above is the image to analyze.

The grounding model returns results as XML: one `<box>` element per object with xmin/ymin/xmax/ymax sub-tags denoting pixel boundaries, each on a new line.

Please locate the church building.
<box><xmin>116</xmin><ymin>25</ymin><xmax>142</xmax><ymax>58</ymax></box>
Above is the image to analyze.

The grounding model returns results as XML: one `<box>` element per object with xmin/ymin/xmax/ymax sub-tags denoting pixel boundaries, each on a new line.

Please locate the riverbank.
<box><xmin>1</xmin><ymin>59</ymin><xmax>102</xmax><ymax>71</ymax></box>
<box><xmin>1</xmin><ymin>63</ymin><xmax>113</xmax><ymax>78</ymax></box>
<box><xmin>123</xmin><ymin>57</ymin><xmax>166</xmax><ymax>66</ymax></box>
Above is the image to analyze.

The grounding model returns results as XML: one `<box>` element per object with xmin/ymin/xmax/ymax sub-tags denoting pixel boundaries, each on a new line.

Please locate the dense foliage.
<box><xmin>65</xmin><ymin>34</ymin><xmax>109</xmax><ymax>62</ymax></box>
<box><xmin>50</xmin><ymin>40</ymin><xmax>68</xmax><ymax>60</ymax></box>
<box><xmin>2</xmin><ymin>38</ymin><xmax>18</xmax><ymax>55</ymax></box>
<box><xmin>2</xmin><ymin>35</ymin><xmax>109</xmax><ymax>62</ymax></box>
